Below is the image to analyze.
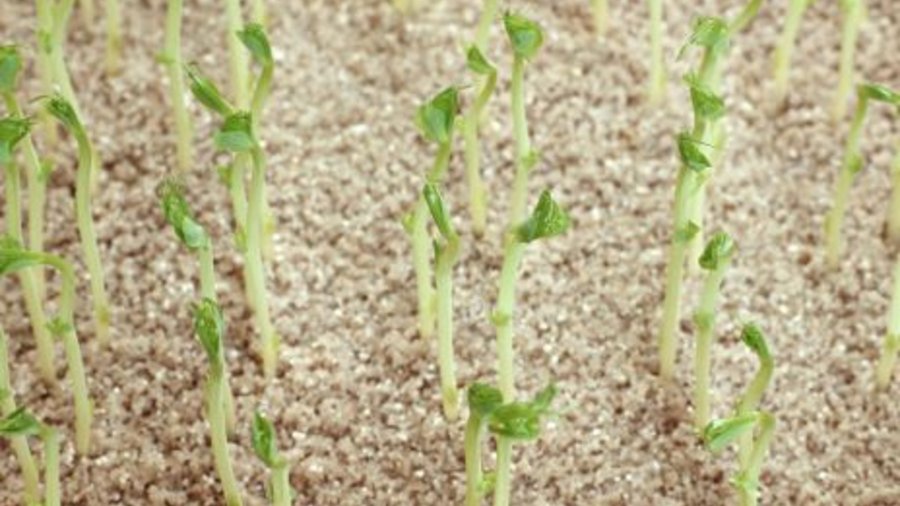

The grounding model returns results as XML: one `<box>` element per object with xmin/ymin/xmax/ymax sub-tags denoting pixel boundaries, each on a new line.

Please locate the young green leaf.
<box><xmin>0</xmin><ymin>45</ymin><xmax>22</xmax><ymax>93</ymax></box>
<box><xmin>675</xmin><ymin>221</ymin><xmax>700</xmax><ymax>243</ymax></box>
<box><xmin>423</xmin><ymin>183</ymin><xmax>455</xmax><ymax>240</ymax></box>
<box><xmin>702</xmin><ymin>412</ymin><xmax>759</xmax><ymax>453</ymax></box>
<box><xmin>214</xmin><ymin>112</ymin><xmax>256</xmax><ymax>153</ymax></box>
<box><xmin>467</xmin><ymin>383</ymin><xmax>504</xmax><ymax>419</ymax></box>
<box><xmin>251</xmin><ymin>411</ymin><xmax>281</xmax><ymax>468</ymax></box>
<box><xmin>237</xmin><ymin>23</ymin><xmax>273</xmax><ymax>67</ymax></box>
<box><xmin>740</xmin><ymin>323</ymin><xmax>771</xmax><ymax>361</ymax></box>
<box><xmin>193</xmin><ymin>297</ymin><xmax>224</xmax><ymax>365</ymax></box>
<box><xmin>503</xmin><ymin>13</ymin><xmax>544</xmax><ymax>60</ymax></box>
<box><xmin>516</xmin><ymin>190</ymin><xmax>570</xmax><ymax>243</ymax></box>
<box><xmin>698</xmin><ymin>232</ymin><xmax>735</xmax><ymax>271</ymax></box>
<box><xmin>685</xmin><ymin>75</ymin><xmax>726</xmax><ymax>121</ymax></box>
<box><xmin>0</xmin><ymin>407</ymin><xmax>42</xmax><ymax>438</ymax></box>
<box><xmin>487</xmin><ymin>384</ymin><xmax>557</xmax><ymax>440</ymax></box>
<box><xmin>466</xmin><ymin>45</ymin><xmax>496</xmax><ymax>76</ymax></box>
<box><xmin>858</xmin><ymin>83</ymin><xmax>900</xmax><ymax>106</ymax></box>
<box><xmin>157</xmin><ymin>179</ymin><xmax>209</xmax><ymax>251</ymax></box>
<box><xmin>676</xmin><ymin>132</ymin><xmax>711</xmax><ymax>173</ymax></box>
<box><xmin>415</xmin><ymin>87</ymin><xmax>459</xmax><ymax>145</ymax></box>
<box><xmin>44</xmin><ymin>95</ymin><xmax>84</xmax><ymax>135</ymax></box>
<box><xmin>0</xmin><ymin>117</ymin><xmax>31</xmax><ymax>165</ymax></box>
<box><xmin>185</xmin><ymin>64</ymin><xmax>234</xmax><ymax>117</ymax></box>
<box><xmin>682</xmin><ymin>16</ymin><xmax>730</xmax><ymax>55</ymax></box>
<box><xmin>46</xmin><ymin>316</ymin><xmax>74</xmax><ymax>337</ymax></box>
<box><xmin>0</xmin><ymin>236</ymin><xmax>44</xmax><ymax>276</ymax></box>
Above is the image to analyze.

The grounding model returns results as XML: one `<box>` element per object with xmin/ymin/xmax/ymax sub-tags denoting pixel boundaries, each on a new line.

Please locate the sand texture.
<box><xmin>2</xmin><ymin>0</ymin><xmax>900</xmax><ymax>504</ymax></box>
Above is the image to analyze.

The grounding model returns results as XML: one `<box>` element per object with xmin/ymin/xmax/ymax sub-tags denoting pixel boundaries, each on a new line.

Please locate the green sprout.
<box><xmin>734</xmin><ymin>324</ymin><xmax>774</xmax><ymax>465</ymax></box>
<box><xmin>423</xmin><ymin>182</ymin><xmax>462</xmax><ymax>420</ymax></box>
<box><xmin>251</xmin><ymin>411</ymin><xmax>293</xmax><ymax>506</ymax></box>
<box><xmin>830</xmin><ymin>0</ymin><xmax>865</xmax><ymax>122</ymax></box>
<box><xmin>0</xmin><ymin>405</ymin><xmax>61</xmax><ymax>506</ymax></box>
<box><xmin>824</xmin><ymin>83</ymin><xmax>900</xmax><ymax>269</ymax></box>
<box><xmin>0</xmin><ymin>329</ymin><xmax>41</xmax><ymax>505</ymax></box>
<box><xmin>875</xmin><ymin>257</ymin><xmax>900</xmax><ymax>389</ymax></box>
<box><xmin>461</xmin><ymin>44</ymin><xmax>498</xmax><ymax>237</ymax></box>
<box><xmin>161</xmin><ymin>0</ymin><xmax>193</xmax><ymax>173</ymax></box>
<box><xmin>464</xmin><ymin>384</ymin><xmax>503</xmax><ymax>506</ymax></box>
<box><xmin>646</xmin><ymin>0</ymin><xmax>667</xmax><ymax>104</ymax></box>
<box><xmin>489</xmin><ymin>384</ymin><xmax>558</xmax><ymax>506</ymax></box>
<box><xmin>193</xmin><ymin>298</ymin><xmax>243</xmax><ymax>506</ymax></box>
<box><xmin>0</xmin><ymin>238</ymin><xmax>93</xmax><ymax>455</ymax></box>
<box><xmin>406</xmin><ymin>87</ymin><xmax>459</xmax><ymax>341</ymax></box>
<box><xmin>692</xmin><ymin>232</ymin><xmax>735</xmax><ymax>429</ymax></box>
<box><xmin>45</xmin><ymin>94</ymin><xmax>112</xmax><ymax>345</ymax></box>
<box><xmin>591</xmin><ymin>0</ymin><xmax>608</xmax><ymax>39</ymax></box>
<box><xmin>771</xmin><ymin>0</ymin><xmax>815</xmax><ymax>104</ymax></box>
<box><xmin>104</xmin><ymin>0</ymin><xmax>123</xmax><ymax>75</ymax></box>
<box><xmin>473</xmin><ymin>0</ymin><xmax>500</xmax><ymax>53</ymax></box>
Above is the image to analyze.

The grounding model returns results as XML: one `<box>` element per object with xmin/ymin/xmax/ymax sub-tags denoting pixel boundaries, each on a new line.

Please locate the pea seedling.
<box><xmin>45</xmin><ymin>94</ymin><xmax>112</xmax><ymax>344</ymax></box>
<box><xmin>161</xmin><ymin>0</ymin><xmax>193</xmax><ymax>173</ymax></box>
<box><xmin>693</xmin><ymin>232</ymin><xmax>735</xmax><ymax>429</ymax></box>
<box><xmin>591</xmin><ymin>0</ymin><xmax>608</xmax><ymax>39</ymax></box>
<box><xmin>0</xmin><ymin>329</ymin><xmax>41</xmax><ymax>505</ymax></box>
<box><xmin>404</xmin><ymin>86</ymin><xmax>459</xmax><ymax>341</ymax></box>
<box><xmin>0</xmin><ymin>237</ymin><xmax>93</xmax><ymax>455</ymax></box>
<box><xmin>423</xmin><ymin>182</ymin><xmax>462</xmax><ymax>420</ymax></box>
<box><xmin>830</xmin><ymin>0</ymin><xmax>865</xmax><ymax>122</ymax></box>
<box><xmin>463</xmin><ymin>383</ymin><xmax>503</xmax><ymax>506</ymax></box>
<box><xmin>461</xmin><ymin>44</ymin><xmax>498</xmax><ymax>237</ymax></box>
<box><xmin>251</xmin><ymin>411</ymin><xmax>294</xmax><ymax>506</ymax></box>
<box><xmin>194</xmin><ymin>298</ymin><xmax>243</xmax><ymax>506</ymax></box>
<box><xmin>771</xmin><ymin>0</ymin><xmax>814</xmax><ymax>104</ymax></box>
<box><xmin>647</xmin><ymin>0</ymin><xmax>666</xmax><ymax>104</ymax></box>
<box><xmin>0</xmin><ymin>110</ymin><xmax>56</xmax><ymax>383</ymax></box>
<box><xmin>824</xmin><ymin>83</ymin><xmax>900</xmax><ymax>269</ymax></box>
<box><xmin>0</xmin><ymin>406</ymin><xmax>61</xmax><ymax>506</ymax></box>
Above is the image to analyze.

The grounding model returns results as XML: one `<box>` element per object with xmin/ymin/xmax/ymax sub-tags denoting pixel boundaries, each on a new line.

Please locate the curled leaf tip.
<box><xmin>238</xmin><ymin>23</ymin><xmax>274</xmax><ymax>66</ymax></box>
<box><xmin>487</xmin><ymin>383</ymin><xmax>557</xmax><ymax>440</ymax></box>
<box><xmin>858</xmin><ymin>83</ymin><xmax>900</xmax><ymax>106</ymax></box>
<box><xmin>158</xmin><ymin>179</ymin><xmax>209</xmax><ymax>251</ymax></box>
<box><xmin>185</xmin><ymin>63</ymin><xmax>234</xmax><ymax>117</ymax></box>
<box><xmin>702</xmin><ymin>412</ymin><xmax>758</xmax><ymax>453</ymax></box>
<box><xmin>251</xmin><ymin>411</ymin><xmax>281</xmax><ymax>468</ymax></box>
<box><xmin>44</xmin><ymin>94</ymin><xmax>82</xmax><ymax>134</ymax></box>
<box><xmin>698</xmin><ymin>232</ymin><xmax>735</xmax><ymax>270</ymax></box>
<box><xmin>422</xmin><ymin>183</ymin><xmax>455</xmax><ymax>240</ymax></box>
<box><xmin>517</xmin><ymin>190</ymin><xmax>570</xmax><ymax>243</ymax></box>
<box><xmin>681</xmin><ymin>16</ymin><xmax>729</xmax><ymax>56</ymax></box>
<box><xmin>740</xmin><ymin>322</ymin><xmax>771</xmax><ymax>360</ymax></box>
<box><xmin>415</xmin><ymin>87</ymin><xmax>459</xmax><ymax>145</ymax></box>
<box><xmin>0</xmin><ymin>116</ymin><xmax>32</xmax><ymax>164</ymax></box>
<box><xmin>504</xmin><ymin>13</ymin><xmax>544</xmax><ymax>60</ymax></box>
<box><xmin>465</xmin><ymin>46</ymin><xmax>495</xmax><ymax>75</ymax></box>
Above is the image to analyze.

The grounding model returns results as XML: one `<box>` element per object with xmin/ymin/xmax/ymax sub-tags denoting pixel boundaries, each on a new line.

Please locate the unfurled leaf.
<box><xmin>0</xmin><ymin>407</ymin><xmax>41</xmax><ymax>438</ymax></box>
<box><xmin>702</xmin><ymin>412</ymin><xmax>759</xmax><ymax>453</ymax></box>
<box><xmin>0</xmin><ymin>45</ymin><xmax>22</xmax><ymax>93</ymax></box>
<box><xmin>466</xmin><ymin>46</ymin><xmax>495</xmax><ymax>75</ymax></box>
<box><xmin>238</xmin><ymin>23</ymin><xmax>274</xmax><ymax>67</ymax></box>
<box><xmin>423</xmin><ymin>183</ymin><xmax>454</xmax><ymax>239</ymax></box>
<box><xmin>251</xmin><ymin>411</ymin><xmax>281</xmax><ymax>468</ymax></box>
<box><xmin>0</xmin><ymin>117</ymin><xmax>30</xmax><ymax>165</ymax></box>
<box><xmin>214</xmin><ymin>112</ymin><xmax>256</xmax><ymax>152</ymax></box>
<box><xmin>517</xmin><ymin>190</ymin><xmax>570</xmax><ymax>243</ymax></box>
<box><xmin>685</xmin><ymin>75</ymin><xmax>726</xmax><ymax>121</ymax></box>
<box><xmin>415</xmin><ymin>87</ymin><xmax>458</xmax><ymax>145</ymax></box>
<box><xmin>504</xmin><ymin>13</ymin><xmax>543</xmax><ymax>60</ymax></box>
<box><xmin>157</xmin><ymin>179</ymin><xmax>209</xmax><ymax>251</ymax></box>
<box><xmin>858</xmin><ymin>83</ymin><xmax>900</xmax><ymax>106</ymax></box>
<box><xmin>44</xmin><ymin>95</ymin><xmax>83</xmax><ymax>135</ymax></box>
<box><xmin>740</xmin><ymin>323</ymin><xmax>771</xmax><ymax>361</ymax></box>
<box><xmin>676</xmin><ymin>132</ymin><xmax>711</xmax><ymax>173</ymax></box>
<box><xmin>467</xmin><ymin>383</ymin><xmax>503</xmax><ymax>419</ymax></box>
<box><xmin>698</xmin><ymin>232</ymin><xmax>735</xmax><ymax>271</ymax></box>
<box><xmin>487</xmin><ymin>384</ymin><xmax>557</xmax><ymax>441</ymax></box>
<box><xmin>185</xmin><ymin>64</ymin><xmax>234</xmax><ymax>117</ymax></box>
<box><xmin>193</xmin><ymin>298</ymin><xmax>224</xmax><ymax>365</ymax></box>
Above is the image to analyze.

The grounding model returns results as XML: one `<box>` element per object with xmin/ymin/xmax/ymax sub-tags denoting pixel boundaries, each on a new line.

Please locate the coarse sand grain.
<box><xmin>2</xmin><ymin>0</ymin><xmax>900</xmax><ymax>504</ymax></box>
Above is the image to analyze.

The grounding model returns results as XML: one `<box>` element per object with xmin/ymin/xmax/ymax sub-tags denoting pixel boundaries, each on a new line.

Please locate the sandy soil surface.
<box><xmin>2</xmin><ymin>0</ymin><xmax>900</xmax><ymax>504</ymax></box>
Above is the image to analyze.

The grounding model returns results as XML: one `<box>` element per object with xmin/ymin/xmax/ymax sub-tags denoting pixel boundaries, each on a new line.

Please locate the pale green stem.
<box><xmin>5</xmin><ymin>163</ymin><xmax>21</xmax><ymax>242</ymax></box>
<box><xmin>0</xmin><ymin>330</ymin><xmax>41</xmax><ymax>506</ymax></box>
<box><xmin>507</xmin><ymin>56</ymin><xmax>532</xmax><ymax>227</ymax></box>
<box><xmin>737</xmin><ymin>413</ymin><xmax>775</xmax><ymax>506</ymax></box>
<box><xmin>464</xmin><ymin>414</ymin><xmax>486</xmax><ymax>506</ymax></box>
<box><xmin>50</xmin><ymin>0</ymin><xmax>82</xmax><ymax>118</ymax></box>
<box><xmin>435</xmin><ymin>237</ymin><xmax>460</xmax><ymax>421</ymax></box>
<box><xmin>590</xmin><ymin>0</ymin><xmax>608</xmax><ymax>39</ymax></box>
<box><xmin>197</xmin><ymin>244</ymin><xmax>235</xmax><ymax>432</ymax></box>
<box><xmin>886</xmin><ymin>148</ymin><xmax>900</xmax><ymax>243</ymax></box>
<box><xmin>729</xmin><ymin>0</ymin><xmax>763</xmax><ymax>34</ymax></box>
<box><xmin>693</xmin><ymin>263</ymin><xmax>728</xmax><ymax>429</ymax></box>
<box><xmin>462</xmin><ymin>70</ymin><xmax>496</xmax><ymax>237</ymax></box>
<box><xmin>251</xmin><ymin>0</ymin><xmax>267</xmax><ymax>25</ymax></box>
<box><xmin>271</xmin><ymin>463</ymin><xmax>291</xmax><ymax>506</ymax></box>
<box><xmin>42</xmin><ymin>426</ymin><xmax>61</xmax><ymax>506</ymax></box>
<box><xmin>74</xmin><ymin>130</ymin><xmax>111</xmax><ymax>344</ymax></box>
<box><xmin>736</xmin><ymin>354</ymin><xmax>773</xmax><ymax>469</ymax></box>
<box><xmin>207</xmin><ymin>369</ymin><xmax>243</xmax><ymax>506</ymax></box>
<box><xmin>825</xmin><ymin>97</ymin><xmax>867</xmax><ymax>269</ymax></box>
<box><xmin>249</xmin><ymin>148</ymin><xmax>278</xmax><ymax>379</ymax></box>
<box><xmin>250</xmin><ymin>63</ymin><xmax>276</xmax><ymax>262</ymax></box>
<box><xmin>496</xmin><ymin>239</ymin><xmax>526</xmax><ymax>400</ymax></box>
<box><xmin>493</xmin><ymin>437</ymin><xmax>513</xmax><ymax>506</ymax></box>
<box><xmin>225</xmin><ymin>0</ymin><xmax>250</xmax><ymax>109</ymax></box>
<box><xmin>875</xmin><ymin>254</ymin><xmax>900</xmax><ymax>389</ymax></box>
<box><xmin>646</xmin><ymin>0</ymin><xmax>666</xmax><ymax>105</ymax></box>
<box><xmin>772</xmin><ymin>0</ymin><xmax>810</xmax><ymax>103</ymax></box>
<box><xmin>830</xmin><ymin>0</ymin><xmax>863</xmax><ymax>122</ymax></box>
<box><xmin>473</xmin><ymin>0</ymin><xmax>500</xmax><ymax>52</ymax></box>
<box><xmin>35</xmin><ymin>0</ymin><xmax>60</xmax><ymax>147</ymax></box>
<box><xmin>164</xmin><ymin>0</ymin><xmax>193</xmax><ymax>173</ymax></box>
<box><xmin>104</xmin><ymin>0</ymin><xmax>122</xmax><ymax>75</ymax></box>
<box><xmin>230</xmin><ymin>157</ymin><xmax>249</xmax><ymax>247</ymax></box>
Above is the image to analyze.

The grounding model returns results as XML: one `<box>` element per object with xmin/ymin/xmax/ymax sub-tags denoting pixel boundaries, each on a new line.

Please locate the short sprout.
<box><xmin>214</xmin><ymin>112</ymin><xmax>257</xmax><ymax>153</ymax></box>
<box><xmin>158</xmin><ymin>179</ymin><xmax>209</xmax><ymax>251</ymax></box>
<box><xmin>0</xmin><ymin>45</ymin><xmax>22</xmax><ymax>93</ymax></box>
<box><xmin>185</xmin><ymin>64</ymin><xmax>234</xmax><ymax>117</ymax></box>
<box><xmin>740</xmin><ymin>322</ymin><xmax>771</xmax><ymax>361</ymax></box>
<box><xmin>516</xmin><ymin>190</ymin><xmax>570</xmax><ymax>243</ymax></box>
<box><xmin>698</xmin><ymin>232</ymin><xmax>735</xmax><ymax>271</ymax></box>
<box><xmin>503</xmin><ymin>13</ymin><xmax>544</xmax><ymax>60</ymax></box>
<box><xmin>415</xmin><ymin>87</ymin><xmax>459</xmax><ymax>145</ymax></box>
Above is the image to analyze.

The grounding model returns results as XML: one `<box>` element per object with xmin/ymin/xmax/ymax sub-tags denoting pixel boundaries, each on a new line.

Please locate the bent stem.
<box><xmin>736</xmin><ymin>413</ymin><xmax>776</xmax><ymax>506</ymax></box>
<box><xmin>772</xmin><ymin>0</ymin><xmax>810</xmax><ymax>104</ymax></box>
<box><xmin>647</xmin><ymin>0</ymin><xmax>666</xmax><ymax>104</ymax></box>
<box><xmin>104</xmin><ymin>0</ymin><xmax>122</xmax><ymax>75</ymax></box>
<box><xmin>0</xmin><ymin>330</ymin><xmax>41</xmax><ymax>505</ymax></box>
<box><xmin>735</xmin><ymin>332</ymin><xmax>773</xmax><ymax>468</ymax></box>
<box><xmin>249</xmin><ymin>148</ymin><xmax>279</xmax><ymax>379</ymax></box>
<box><xmin>875</xmin><ymin>254</ymin><xmax>900</xmax><ymax>389</ymax></box>
<box><xmin>825</xmin><ymin>96</ymin><xmax>867</xmax><ymax>269</ymax></box>
<box><xmin>164</xmin><ymin>0</ymin><xmax>193</xmax><ymax>173</ymax></box>
<box><xmin>830</xmin><ymin>0</ymin><xmax>864</xmax><ymax>122</ymax></box>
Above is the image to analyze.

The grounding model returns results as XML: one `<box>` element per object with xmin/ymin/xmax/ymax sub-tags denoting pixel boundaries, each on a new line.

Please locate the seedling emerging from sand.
<box><xmin>591</xmin><ymin>0</ymin><xmax>608</xmax><ymax>39</ymax></box>
<box><xmin>0</xmin><ymin>329</ymin><xmax>41</xmax><ymax>505</ymax></box>
<box><xmin>0</xmin><ymin>237</ymin><xmax>93</xmax><ymax>454</ymax></box>
<box><xmin>464</xmin><ymin>383</ymin><xmax>503</xmax><ymax>506</ymax></box>
<box><xmin>0</xmin><ymin>112</ymin><xmax>57</xmax><ymax>383</ymax></box>
<box><xmin>462</xmin><ymin>46</ymin><xmax>497</xmax><ymax>237</ymax></box>
<box><xmin>646</xmin><ymin>0</ymin><xmax>666</xmax><ymax>104</ymax></box>
<box><xmin>824</xmin><ymin>83</ymin><xmax>900</xmax><ymax>269</ymax></box>
<box><xmin>161</xmin><ymin>0</ymin><xmax>193</xmax><ymax>172</ymax></box>
<box><xmin>194</xmin><ymin>298</ymin><xmax>243</xmax><ymax>506</ymax></box>
<box><xmin>490</xmin><ymin>383</ymin><xmax>558</xmax><ymax>506</ymax></box>
<box><xmin>830</xmin><ymin>0</ymin><xmax>865</xmax><ymax>121</ymax></box>
<box><xmin>0</xmin><ymin>406</ymin><xmax>61</xmax><ymax>506</ymax></box>
<box><xmin>251</xmin><ymin>411</ymin><xmax>293</xmax><ymax>506</ymax></box>
<box><xmin>423</xmin><ymin>182</ymin><xmax>462</xmax><ymax>420</ymax></box>
<box><xmin>875</xmin><ymin>256</ymin><xmax>900</xmax><ymax>389</ymax></box>
<box><xmin>104</xmin><ymin>0</ymin><xmax>122</xmax><ymax>74</ymax></box>
<box><xmin>45</xmin><ymin>94</ymin><xmax>112</xmax><ymax>344</ymax></box>
<box><xmin>693</xmin><ymin>232</ymin><xmax>735</xmax><ymax>429</ymax></box>
<box><xmin>405</xmin><ymin>87</ymin><xmax>459</xmax><ymax>341</ymax></box>
<box><xmin>771</xmin><ymin>0</ymin><xmax>814</xmax><ymax>104</ymax></box>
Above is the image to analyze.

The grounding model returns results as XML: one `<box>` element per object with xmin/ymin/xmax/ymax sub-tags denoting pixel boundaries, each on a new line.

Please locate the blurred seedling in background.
<box><xmin>161</xmin><ymin>0</ymin><xmax>193</xmax><ymax>173</ymax></box>
<box><xmin>830</xmin><ymin>0</ymin><xmax>865</xmax><ymax>122</ymax></box>
<box><xmin>461</xmin><ymin>45</ymin><xmax>497</xmax><ymax>237</ymax></box>
<box><xmin>104</xmin><ymin>0</ymin><xmax>123</xmax><ymax>75</ymax></box>
<box><xmin>0</xmin><ymin>330</ymin><xmax>42</xmax><ymax>505</ymax></box>
<box><xmin>0</xmin><ymin>405</ymin><xmax>61</xmax><ymax>506</ymax></box>
<box><xmin>464</xmin><ymin>383</ymin><xmax>503</xmax><ymax>506</ymax></box>
<box><xmin>646</xmin><ymin>0</ymin><xmax>666</xmax><ymax>105</ymax></box>
<box><xmin>771</xmin><ymin>0</ymin><xmax>815</xmax><ymax>104</ymax></box>
<box><xmin>251</xmin><ymin>411</ymin><xmax>294</xmax><ymax>506</ymax></box>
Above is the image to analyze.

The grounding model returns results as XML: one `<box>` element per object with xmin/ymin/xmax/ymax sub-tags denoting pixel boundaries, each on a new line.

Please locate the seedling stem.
<box><xmin>875</xmin><ymin>255</ymin><xmax>900</xmax><ymax>388</ymax></box>
<box><xmin>647</xmin><ymin>0</ymin><xmax>666</xmax><ymax>104</ymax></box>
<box><xmin>163</xmin><ymin>0</ymin><xmax>193</xmax><ymax>173</ymax></box>
<box><xmin>772</xmin><ymin>0</ymin><xmax>812</xmax><ymax>104</ymax></box>
<box><xmin>104</xmin><ymin>0</ymin><xmax>122</xmax><ymax>75</ymax></box>
<box><xmin>0</xmin><ymin>330</ymin><xmax>41</xmax><ymax>505</ymax></box>
<box><xmin>830</xmin><ymin>0</ymin><xmax>864</xmax><ymax>122</ymax></box>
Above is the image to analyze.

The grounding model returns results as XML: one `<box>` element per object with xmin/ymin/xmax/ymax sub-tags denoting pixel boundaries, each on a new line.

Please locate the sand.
<box><xmin>1</xmin><ymin>0</ymin><xmax>900</xmax><ymax>504</ymax></box>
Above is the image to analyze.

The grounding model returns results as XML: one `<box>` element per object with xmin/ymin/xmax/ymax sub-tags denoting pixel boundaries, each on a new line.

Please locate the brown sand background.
<box><xmin>2</xmin><ymin>0</ymin><xmax>900</xmax><ymax>504</ymax></box>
